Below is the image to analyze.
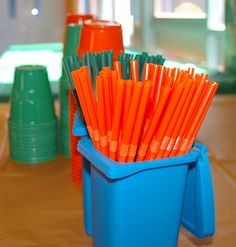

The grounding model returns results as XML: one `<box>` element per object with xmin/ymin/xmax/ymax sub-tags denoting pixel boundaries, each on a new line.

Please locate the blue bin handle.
<box><xmin>181</xmin><ymin>143</ymin><xmax>215</xmax><ymax>238</ymax></box>
<box><xmin>73</xmin><ymin>112</ymin><xmax>88</xmax><ymax>137</ymax></box>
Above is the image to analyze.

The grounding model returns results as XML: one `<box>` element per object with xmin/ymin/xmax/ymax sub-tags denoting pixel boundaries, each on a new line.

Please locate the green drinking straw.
<box><xmin>91</xmin><ymin>54</ymin><xmax>100</xmax><ymax>76</ymax></box>
<box><xmin>107</xmin><ymin>50</ymin><xmax>113</xmax><ymax>69</ymax></box>
<box><xmin>63</xmin><ymin>56</ymin><xmax>83</xmax><ymax>120</ymax></box>
<box><xmin>135</xmin><ymin>54</ymin><xmax>142</xmax><ymax>79</ymax></box>
<box><xmin>120</xmin><ymin>58</ymin><xmax>128</xmax><ymax>79</ymax></box>
<box><xmin>101</xmin><ymin>51</ymin><xmax>107</xmax><ymax>68</ymax></box>
<box><xmin>83</xmin><ymin>53</ymin><xmax>95</xmax><ymax>88</ymax></box>
<box><xmin>117</xmin><ymin>52</ymin><xmax>165</xmax><ymax>81</ymax></box>
<box><xmin>148</xmin><ymin>56</ymin><xmax>154</xmax><ymax>63</ymax></box>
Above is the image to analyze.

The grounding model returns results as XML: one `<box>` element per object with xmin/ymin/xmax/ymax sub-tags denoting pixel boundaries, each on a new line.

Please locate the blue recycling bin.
<box><xmin>74</xmin><ymin>113</ymin><xmax>215</xmax><ymax>247</ymax></box>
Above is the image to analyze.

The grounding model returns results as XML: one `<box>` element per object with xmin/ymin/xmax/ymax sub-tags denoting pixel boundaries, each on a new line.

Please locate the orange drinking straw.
<box><xmin>190</xmin><ymin>67</ymin><xmax>195</xmax><ymax>77</ymax></box>
<box><xmin>149</xmin><ymin>63</ymin><xmax>154</xmax><ymax>80</ymax></box>
<box><xmin>171</xmin><ymin>68</ymin><xmax>177</xmax><ymax>78</ymax></box>
<box><xmin>122</xmin><ymin>80</ymin><xmax>133</xmax><ymax>131</ymax></box>
<box><xmin>149</xmin><ymin>65</ymin><xmax>159</xmax><ymax>96</ymax></box>
<box><xmin>130</xmin><ymin>60</ymin><xmax>139</xmax><ymax>81</ymax></box>
<box><xmin>111</xmin><ymin>70</ymin><xmax>118</xmax><ymax>116</ymax></box>
<box><xmin>127</xmin><ymin>81</ymin><xmax>152</xmax><ymax>162</ymax></box>
<box><xmin>159</xmin><ymin>79</ymin><xmax>193</xmax><ymax>158</ymax></box>
<box><xmin>174</xmin><ymin>68</ymin><xmax>180</xmax><ymax>80</ymax></box>
<box><xmin>118</xmin><ymin>82</ymin><xmax>143</xmax><ymax>162</ymax></box>
<box><xmin>153</xmin><ymin>65</ymin><xmax>164</xmax><ymax>108</ymax></box>
<box><xmin>80</xmin><ymin>66</ymin><xmax>97</xmax><ymax>114</ymax></box>
<box><xmin>162</xmin><ymin>67</ymin><xmax>170</xmax><ymax>85</ymax></box>
<box><xmin>177</xmin><ymin>82</ymin><xmax>218</xmax><ymax>155</ymax></box>
<box><xmin>174</xmin><ymin>70</ymin><xmax>184</xmax><ymax>84</ymax></box>
<box><xmin>136</xmin><ymin>77</ymin><xmax>173</xmax><ymax>161</ymax></box>
<box><xmin>147</xmin><ymin>64</ymin><xmax>159</xmax><ymax>119</ymax></box>
<box><xmin>146</xmin><ymin>82</ymin><xmax>185</xmax><ymax>160</ymax></box>
<box><xmin>163</xmin><ymin>79</ymin><xmax>197</xmax><ymax>158</ymax></box>
<box><xmin>113</xmin><ymin>61</ymin><xmax>122</xmax><ymax>79</ymax></box>
<box><xmin>140</xmin><ymin>70</ymin><xmax>171</xmax><ymax>141</ymax></box>
<box><xmin>169</xmin><ymin>77</ymin><xmax>207</xmax><ymax>157</ymax></box>
<box><xmin>185</xmin><ymin>82</ymin><xmax>218</xmax><ymax>153</ymax></box>
<box><xmin>100</xmin><ymin>70</ymin><xmax>113</xmax><ymax>141</ymax></box>
<box><xmin>145</xmin><ymin>65</ymin><xmax>165</xmax><ymax>124</ymax></box>
<box><xmin>71</xmin><ymin>70</ymin><xmax>94</xmax><ymax>141</ymax></box>
<box><xmin>79</xmin><ymin>68</ymin><xmax>98</xmax><ymax>120</ymax></box>
<box><xmin>96</xmin><ymin>76</ymin><xmax>109</xmax><ymax>156</ymax></box>
<box><xmin>175</xmin><ymin>72</ymin><xmax>188</xmax><ymax>85</ymax></box>
<box><xmin>109</xmin><ymin>79</ymin><xmax>125</xmax><ymax>160</ymax></box>
<box><xmin>103</xmin><ymin>66</ymin><xmax>111</xmax><ymax>72</ymax></box>
<box><xmin>78</xmin><ymin>68</ymin><xmax>100</xmax><ymax>150</ymax></box>
<box><xmin>142</xmin><ymin>63</ymin><xmax>151</xmax><ymax>81</ymax></box>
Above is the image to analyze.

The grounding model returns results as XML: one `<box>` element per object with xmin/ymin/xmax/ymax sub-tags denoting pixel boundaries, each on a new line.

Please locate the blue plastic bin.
<box><xmin>73</xmin><ymin>113</ymin><xmax>215</xmax><ymax>247</ymax></box>
<box><xmin>78</xmin><ymin>138</ymin><xmax>215</xmax><ymax>247</ymax></box>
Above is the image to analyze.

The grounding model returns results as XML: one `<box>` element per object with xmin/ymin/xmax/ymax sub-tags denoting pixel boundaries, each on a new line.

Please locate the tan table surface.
<box><xmin>0</xmin><ymin>96</ymin><xmax>236</xmax><ymax>247</ymax></box>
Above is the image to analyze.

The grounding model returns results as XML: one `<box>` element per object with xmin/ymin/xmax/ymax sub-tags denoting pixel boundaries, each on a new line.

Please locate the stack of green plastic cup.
<box><xmin>8</xmin><ymin>65</ymin><xmax>58</xmax><ymax>164</ymax></box>
<box><xmin>59</xmin><ymin>24</ymin><xmax>81</xmax><ymax>157</ymax></box>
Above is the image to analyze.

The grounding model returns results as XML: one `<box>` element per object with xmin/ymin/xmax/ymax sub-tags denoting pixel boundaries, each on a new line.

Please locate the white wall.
<box><xmin>0</xmin><ymin>0</ymin><xmax>65</xmax><ymax>53</ymax></box>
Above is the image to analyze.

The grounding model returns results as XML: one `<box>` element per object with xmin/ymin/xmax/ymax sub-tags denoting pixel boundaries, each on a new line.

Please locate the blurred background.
<box><xmin>1</xmin><ymin>0</ymin><xmax>236</xmax><ymax>101</ymax></box>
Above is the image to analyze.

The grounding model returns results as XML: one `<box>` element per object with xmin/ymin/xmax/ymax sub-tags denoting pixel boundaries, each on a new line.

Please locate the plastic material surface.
<box><xmin>73</xmin><ymin>112</ymin><xmax>87</xmax><ymax>137</ymax></box>
<box><xmin>78</xmin><ymin>19</ymin><xmax>124</xmax><ymax>60</ymax></box>
<box><xmin>78</xmin><ymin>137</ymin><xmax>215</xmax><ymax>247</ymax></box>
<box><xmin>9</xmin><ymin>65</ymin><xmax>55</xmax><ymax>124</ymax></box>
<box><xmin>8</xmin><ymin>65</ymin><xmax>57</xmax><ymax>163</ymax></box>
<box><xmin>66</xmin><ymin>14</ymin><xmax>93</xmax><ymax>25</ymax></box>
<box><xmin>181</xmin><ymin>143</ymin><xmax>215</xmax><ymax>237</ymax></box>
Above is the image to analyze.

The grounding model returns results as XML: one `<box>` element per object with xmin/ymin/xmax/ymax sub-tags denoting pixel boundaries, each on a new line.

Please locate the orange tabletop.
<box><xmin>0</xmin><ymin>96</ymin><xmax>236</xmax><ymax>246</ymax></box>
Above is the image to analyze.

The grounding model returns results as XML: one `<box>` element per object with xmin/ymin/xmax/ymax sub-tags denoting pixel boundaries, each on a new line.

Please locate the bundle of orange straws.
<box><xmin>71</xmin><ymin>62</ymin><xmax>218</xmax><ymax>163</ymax></box>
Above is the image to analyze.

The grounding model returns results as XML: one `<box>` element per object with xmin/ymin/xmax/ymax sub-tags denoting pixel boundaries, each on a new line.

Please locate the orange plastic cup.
<box><xmin>78</xmin><ymin>20</ymin><xmax>124</xmax><ymax>60</ymax></box>
<box><xmin>66</xmin><ymin>13</ymin><xmax>93</xmax><ymax>25</ymax></box>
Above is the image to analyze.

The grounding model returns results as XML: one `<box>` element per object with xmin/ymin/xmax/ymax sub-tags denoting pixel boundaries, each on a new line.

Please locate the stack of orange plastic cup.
<box><xmin>66</xmin><ymin>13</ymin><xmax>93</xmax><ymax>25</ymax></box>
<box><xmin>78</xmin><ymin>20</ymin><xmax>124</xmax><ymax>60</ymax></box>
<box><xmin>66</xmin><ymin>14</ymin><xmax>93</xmax><ymax>187</ymax></box>
<box><xmin>69</xmin><ymin>89</ymin><xmax>83</xmax><ymax>185</ymax></box>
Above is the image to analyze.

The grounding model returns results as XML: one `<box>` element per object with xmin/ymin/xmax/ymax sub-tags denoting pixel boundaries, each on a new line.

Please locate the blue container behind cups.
<box><xmin>74</xmin><ymin>113</ymin><xmax>215</xmax><ymax>247</ymax></box>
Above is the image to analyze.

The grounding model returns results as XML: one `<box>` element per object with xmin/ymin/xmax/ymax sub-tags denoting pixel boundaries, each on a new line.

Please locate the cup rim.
<box><xmin>83</xmin><ymin>19</ymin><xmax>121</xmax><ymax>29</ymax></box>
<box><xmin>66</xmin><ymin>13</ymin><xmax>93</xmax><ymax>24</ymax></box>
<box><xmin>16</xmin><ymin>65</ymin><xmax>46</xmax><ymax>71</ymax></box>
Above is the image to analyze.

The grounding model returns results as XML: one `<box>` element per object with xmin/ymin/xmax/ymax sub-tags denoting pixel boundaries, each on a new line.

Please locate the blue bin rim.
<box><xmin>78</xmin><ymin>137</ymin><xmax>208</xmax><ymax>179</ymax></box>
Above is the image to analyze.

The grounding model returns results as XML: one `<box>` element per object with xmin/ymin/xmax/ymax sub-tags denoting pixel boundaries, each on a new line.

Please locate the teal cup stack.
<box><xmin>8</xmin><ymin>65</ymin><xmax>58</xmax><ymax>164</ymax></box>
<box><xmin>59</xmin><ymin>24</ymin><xmax>82</xmax><ymax>157</ymax></box>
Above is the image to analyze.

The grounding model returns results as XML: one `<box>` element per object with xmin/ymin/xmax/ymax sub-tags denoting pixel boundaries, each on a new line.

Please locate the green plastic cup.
<box><xmin>9</xmin><ymin>65</ymin><xmax>56</xmax><ymax>125</ymax></box>
<box><xmin>10</xmin><ymin>150</ymin><xmax>57</xmax><ymax>164</ymax></box>
<box><xmin>8</xmin><ymin>112</ymin><xmax>57</xmax><ymax>135</ymax></box>
<box><xmin>10</xmin><ymin>143</ymin><xmax>57</xmax><ymax>152</ymax></box>
<box><xmin>9</xmin><ymin>134</ymin><xmax>57</xmax><ymax>146</ymax></box>
<box><xmin>8</xmin><ymin>118</ymin><xmax>57</xmax><ymax>129</ymax></box>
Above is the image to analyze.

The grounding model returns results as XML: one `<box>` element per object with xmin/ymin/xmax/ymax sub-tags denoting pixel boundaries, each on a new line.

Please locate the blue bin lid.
<box><xmin>181</xmin><ymin>143</ymin><xmax>215</xmax><ymax>238</ymax></box>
